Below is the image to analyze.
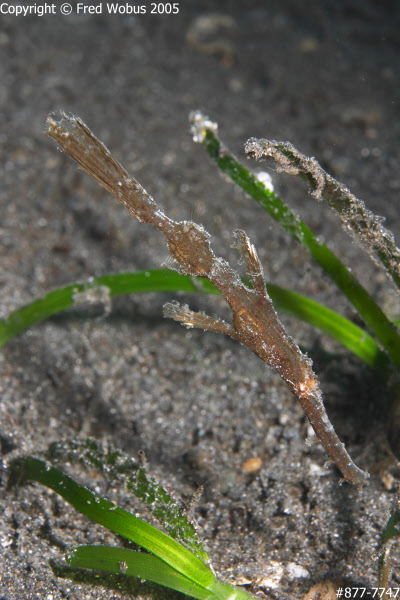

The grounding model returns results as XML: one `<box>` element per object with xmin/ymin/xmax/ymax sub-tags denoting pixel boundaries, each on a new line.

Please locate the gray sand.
<box><xmin>1</xmin><ymin>2</ymin><xmax>400</xmax><ymax>599</ymax></box>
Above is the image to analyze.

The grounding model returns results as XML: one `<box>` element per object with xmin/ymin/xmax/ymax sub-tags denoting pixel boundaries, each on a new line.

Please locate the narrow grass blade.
<box><xmin>9</xmin><ymin>457</ymin><xmax>214</xmax><ymax>589</ymax></box>
<box><xmin>48</xmin><ymin>438</ymin><xmax>208</xmax><ymax>561</ymax></box>
<box><xmin>267</xmin><ymin>282</ymin><xmax>391</xmax><ymax>376</ymax></box>
<box><xmin>9</xmin><ymin>457</ymin><xmax>254</xmax><ymax>600</ymax></box>
<box><xmin>378</xmin><ymin>505</ymin><xmax>400</xmax><ymax>594</ymax></box>
<box><xmin>0</xmin><ymin>270</ymin><xmax>214</xmax><ymax>347</ymax></box>
<box><xmin>192</xmin><ymin>114</ymin><xmax>400</xmax><ymax>371</ymax></box>
<box><xmin>0</xmin><ymin>270</ymin><xmax>390</xmax><ymax>374</ymax></box>
<box><xmin>67</xmin><ymin>546</ymin><xmax>212</xmax><ymax>600</ymax></box>
<box><xmin>380</xmin><ymin>507</ymin><xmax>400</xmax><ymax>546</ymax></box>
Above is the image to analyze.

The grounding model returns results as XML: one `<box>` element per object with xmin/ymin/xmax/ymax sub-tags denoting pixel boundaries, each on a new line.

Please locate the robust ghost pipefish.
<box><xmin>46</xmin><ymin>112</ymin><xmax>369</xmax><ymax>486</ymax></box>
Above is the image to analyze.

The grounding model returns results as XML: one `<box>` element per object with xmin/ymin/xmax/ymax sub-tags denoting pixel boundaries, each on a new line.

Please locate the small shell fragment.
<box><xmin>301</xmin><ymin>580</ymin><xmax>343</xmax><ymax>600</ymax></box>
<box><xmin>242</xmin><ymin>456</ymin><xmax>263</xmax><ymax>475</ymax></box>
